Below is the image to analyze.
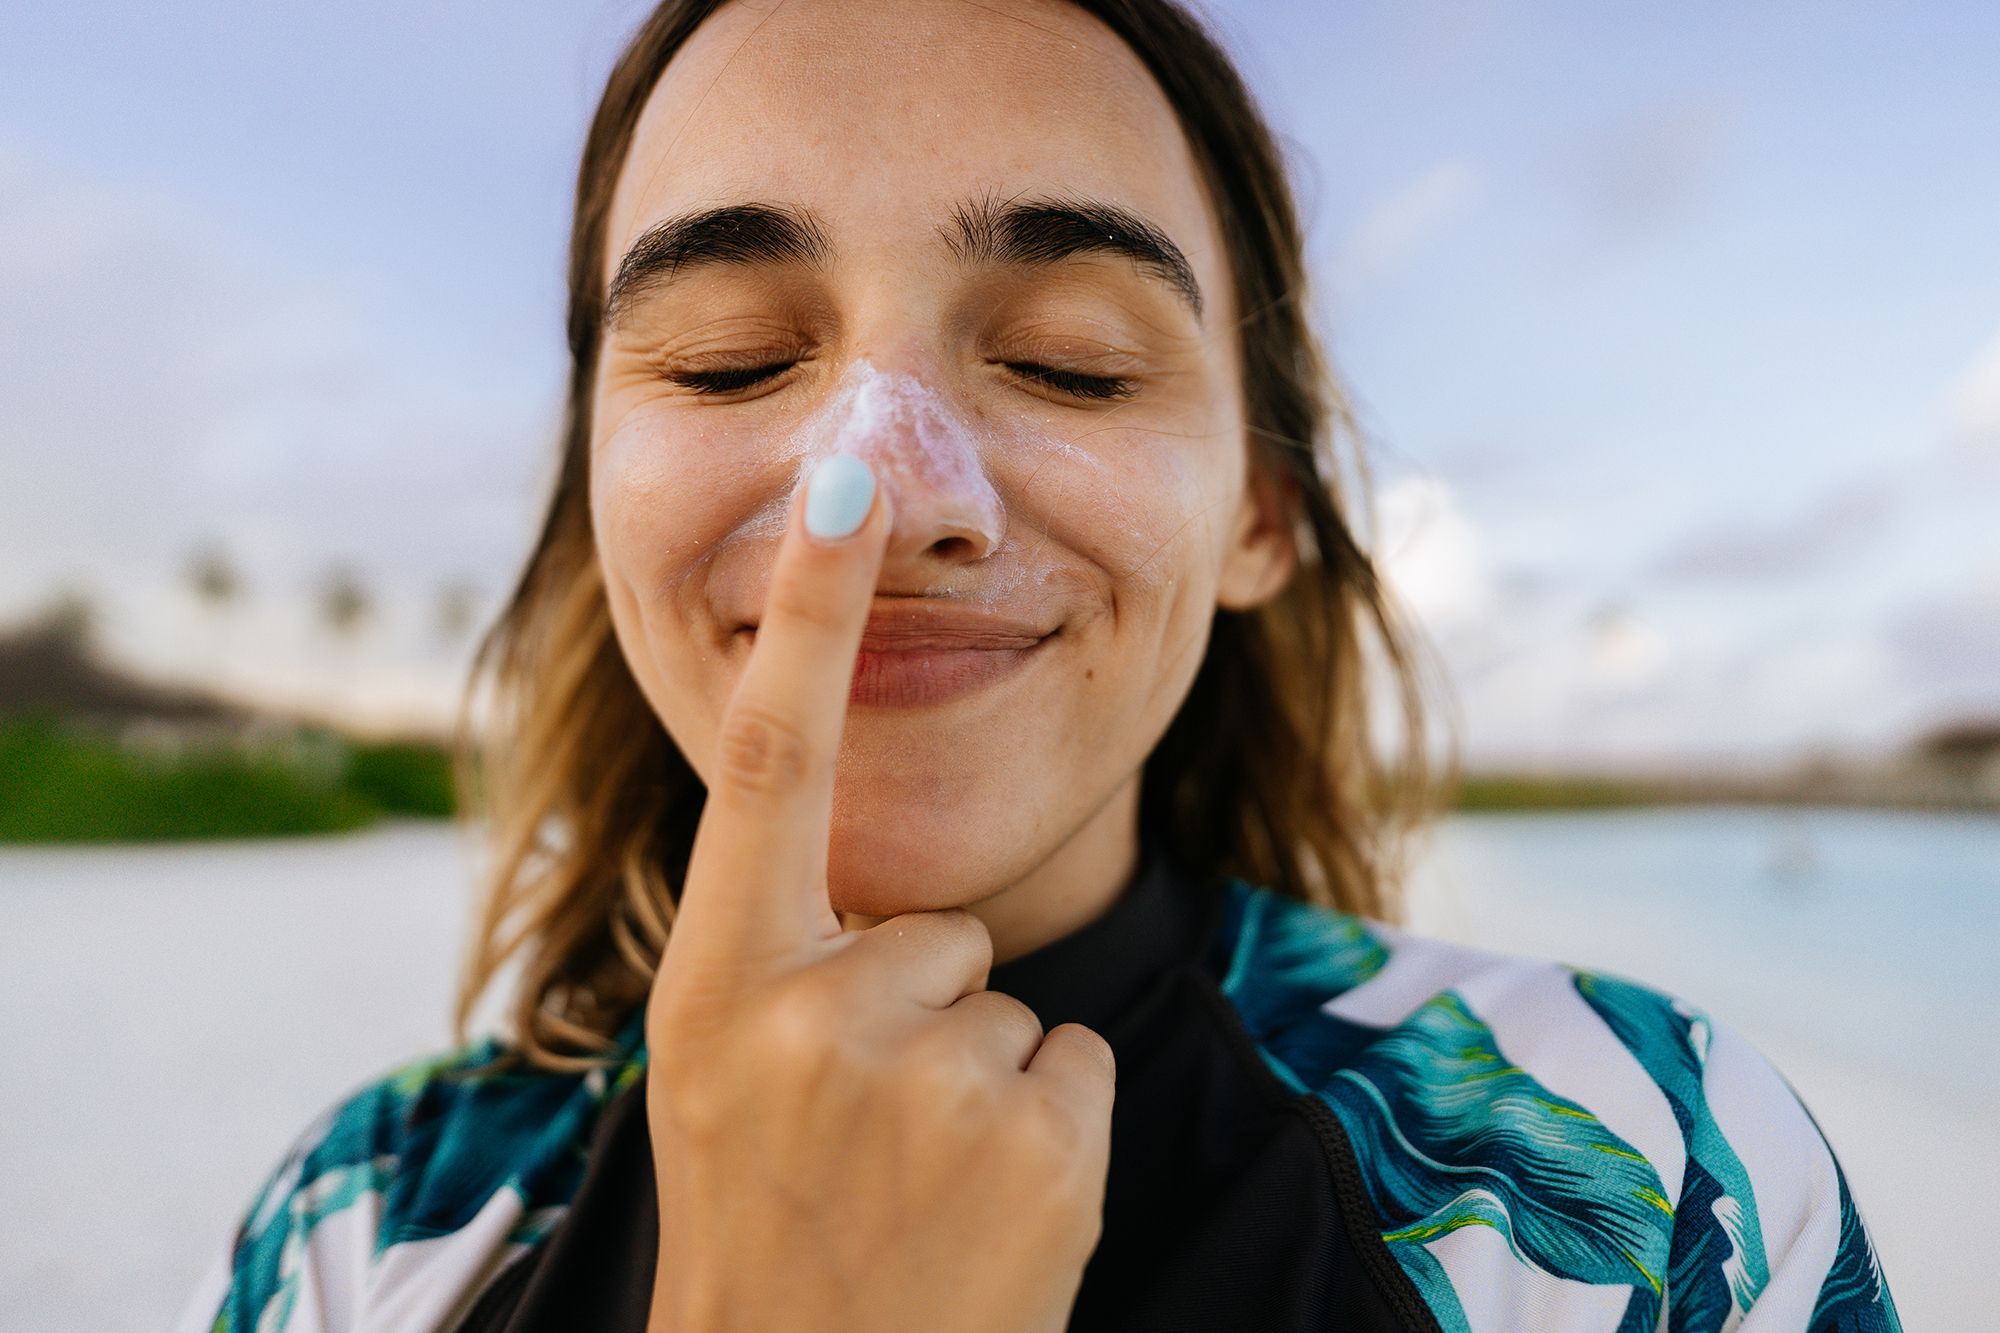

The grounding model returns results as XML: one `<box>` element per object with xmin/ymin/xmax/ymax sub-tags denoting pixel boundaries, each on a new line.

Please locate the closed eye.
<box><xmin>1002</xmin><ymin>362</ymin><xmax>1136</xmax><ymax>402</ymax></box>
<box><xmin>662</xmin><ymin>359</ymin><xmax>1137</xmax><ymax>402</ymax></box>
<box><xmin>664</xmin><ymin>362</ymin><xmax>795</xmax><ymax>395</ymax></box>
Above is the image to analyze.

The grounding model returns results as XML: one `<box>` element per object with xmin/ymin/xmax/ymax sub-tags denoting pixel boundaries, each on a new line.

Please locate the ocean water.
<box><xmin>0</xmin><ymin>808</ymin><xmax>1991</xmax><ymax>1330</ymax></box>
<box><xmin>1407</xmin><ymin>805</ymin><xmax>2000</xmax><ymax>1101</ymax></box>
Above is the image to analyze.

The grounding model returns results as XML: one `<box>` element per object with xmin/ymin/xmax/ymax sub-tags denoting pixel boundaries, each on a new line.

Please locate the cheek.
<box><xmin>1009</xmin><ymin>420</ymin><xmax>1229</xmax><ymax>611</ymax></box>
<box><xmin>591</xmin><ymin>399</ymin><xmax>776</xmax><ymax>608</ymax></box>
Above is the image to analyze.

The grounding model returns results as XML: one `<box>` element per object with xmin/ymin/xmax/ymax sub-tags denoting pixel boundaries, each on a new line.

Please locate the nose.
<box><xmin>818</xmin><ymin>358</ymin><xmax>1004</xmax><ymax>568</ymax></box>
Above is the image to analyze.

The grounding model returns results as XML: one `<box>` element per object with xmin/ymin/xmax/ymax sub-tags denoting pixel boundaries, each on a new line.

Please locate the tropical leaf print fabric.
<box><xmin>1217</xmin><ymin>880</ymin><xmax>1901</xmax><ymax>1332</ymax></box>
<box><xmin>176</xmin><ymin>1034</ymin><xmax>647</xmax><ymax>1333</ymax></box>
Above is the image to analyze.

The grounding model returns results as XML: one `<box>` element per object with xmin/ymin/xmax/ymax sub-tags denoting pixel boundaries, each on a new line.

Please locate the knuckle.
<box><xmin>950</xmin><ymin>907</ymin><xmax>997</xmax><ymax>964</ymax></box>
<box><xmin>921</xmin><ymin>906</ymin><xmax>994</xmax><ymax>973</ymax></box>
<box><xmin>903</xmin><ymin>1028</ymin><xmax>992</xmax><ymax>1107</ymax></box>
<box><xmin>981</xmin><ymin>988</ymin><xmax>1042</xmax><ymax>1037</ymax></box>
<box><xmin>756</xmin><ymin>979</ymin><xmax>840</xmax><ymax>1064</ymax></box>
<box><xmin>760</xmin><ymin>978</ymin><xmax>880</xmax><ymax>1091</ymax></box>
<box><xmin>714</xmin><ymin>704</ymin><xmax>815</xmax><ymax>801</ymax></box>
<box><xmin>996</xmin><ymin>1097</ymin><xmax>1073</xmax><ymax>1170</ymax></box>
<box><xmin>952</xmin><ymin>989</ymin><xmax>1042</xmax><ymax>1056</ymax></box>
<box><xmin>874</xmin><ymin>907</ymin><xmax>994</xmax><ymax>979</ymax></box>
<box><xmin>1028</xmin><ymin>1074</ymin><xmax>1109</xmax><ymax>1168</ymax></box>
<box><xmin>1056</xmin><ymin>1023</ymin><xmax>1116</xmax><ymax>1080</ymax></box>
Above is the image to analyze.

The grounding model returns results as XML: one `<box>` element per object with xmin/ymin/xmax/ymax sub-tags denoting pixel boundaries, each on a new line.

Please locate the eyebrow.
<box><xmin>602</xmin><ymin>191</ymin><xmax>1204</xmax><ymax>329</ymax></box>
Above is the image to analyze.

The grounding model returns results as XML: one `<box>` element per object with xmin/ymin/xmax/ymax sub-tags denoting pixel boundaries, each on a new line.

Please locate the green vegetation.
<box><xmin>1450</xmin><ymin>773</ymin><xmax>1664</xmax><ymax>811</ymax></box>
<box><xmin>0</xmin><ymin>713</ymin><xmax>459</xmax><ymax>843</ymax></box>
<box><xmin>345</xmin><ymin>740</ymin><xmax>458</xmax><ymax>818</ymax></box>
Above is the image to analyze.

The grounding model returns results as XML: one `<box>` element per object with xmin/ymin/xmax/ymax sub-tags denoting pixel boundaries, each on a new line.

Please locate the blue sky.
<box><xmin>1</xmin><ymin>0</ymin><xmax>1994</xmax><ymax>765</ymax></box>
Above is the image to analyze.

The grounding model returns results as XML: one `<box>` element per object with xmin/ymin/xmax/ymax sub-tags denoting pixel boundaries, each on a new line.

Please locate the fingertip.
<box><xmin>803</xmin><ymin>454</ymin><xmax>879</xmax><ymax>543</ymax></box>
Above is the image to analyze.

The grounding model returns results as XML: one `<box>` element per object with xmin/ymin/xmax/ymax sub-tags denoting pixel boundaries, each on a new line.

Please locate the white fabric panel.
<box><xmin>1426</xmin><ymin>1215</ymin><xmax>1635</xmax><ymax>1333</ymax></box>
<box><xmin>1457</xmin><ymin>961</ymin><xmax>1688</xmax><ymax>1205</ymax></box>
<box><xmin>270</xmin><ymin>1173</ymin><xmax>382</xmax><ymax>1333</ymax></box>
<box><xmin>361</xmin><ymin>1185</ymin><xmax>537</xmax><ymax>1332</ymax></box>
<box><xmin>1322</xmin><ymin>925</ymin><xmax>1515</xmax><ymax>1028</ymax></box>
<box><xmin>262</xmin><ymin>1192</ymin><xmax>368</xmax><ymax>1328</ymax></box>
<box><xmin>1701</xmin><ymin>1020</ymin><xmax>1841</xmax><ymax>1328</ymax></box>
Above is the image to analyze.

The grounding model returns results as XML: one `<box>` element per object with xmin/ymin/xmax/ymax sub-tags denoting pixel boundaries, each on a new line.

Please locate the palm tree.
<box><xmin>316</xmin><ymin>564</ymin><xmax>374</xmax><ymax>726</ymax></box>
<box><xmin>317</xmin><ymin>565</ymin><xmax>372</xmax><ymax>640</ymax></box>
<box><xmin>184</xmin><ymin>542</ymin><xmax>243</xmax><ymax>693</ymax></box>
<box><xmin>434</xmin><ymin>578</ymin><xmax>480</xmax><ymax>651</ymax></box>
<box><xmin>187</xmin><ymin>545</ymin><xmax>241</xmax><ymax>611</ymax></box>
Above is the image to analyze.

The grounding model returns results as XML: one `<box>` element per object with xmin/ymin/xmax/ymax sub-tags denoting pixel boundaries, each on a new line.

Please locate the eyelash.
<box><xmin>1006</xmin><ymin>362</ymin><xmax>1137</xmax><ymax>402</ymax></box>
<box><xmin>663</xmin><ymin>361</ymin><xmax>1136</xmax><ymax>402</ymax></box>
<box><xmin>667</xmin><ymin>364</ymin><xmax>794</xmax><ymax>394</ymax></box>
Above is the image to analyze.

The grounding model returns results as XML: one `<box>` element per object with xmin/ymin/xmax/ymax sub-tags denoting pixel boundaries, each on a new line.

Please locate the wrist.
<box><xmin>648</xmin><ymin>1237</ymin><xmax>860</xmax><ymax>1333</ymax></box>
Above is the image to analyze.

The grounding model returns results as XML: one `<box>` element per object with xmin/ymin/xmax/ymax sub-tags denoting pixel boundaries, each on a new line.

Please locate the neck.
<box><xmin>836</xmin><ymin>770</ymin><xmax>1143</xmax><ymax>967</ymax></box>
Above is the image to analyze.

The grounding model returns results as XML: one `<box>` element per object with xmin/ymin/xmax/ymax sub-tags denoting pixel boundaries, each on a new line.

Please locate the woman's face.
<box><xmin>590</xmin><ymin>0</ymin><xmax>1294</xmax><ymax>915</ymax></box>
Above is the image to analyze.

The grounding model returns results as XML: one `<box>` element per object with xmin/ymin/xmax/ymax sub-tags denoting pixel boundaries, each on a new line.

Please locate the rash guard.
<box><xmin>176</xmin><ymin>840</ymin><xmax>1901</xmax><ymax>1331</ymax></box>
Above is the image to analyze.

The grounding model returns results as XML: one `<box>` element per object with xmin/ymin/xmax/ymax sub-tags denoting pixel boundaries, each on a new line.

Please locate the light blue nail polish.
<box><xmin>804</xmin><ymin>454</ymin><xmax>875</xmax><ymax>539</ymax></box>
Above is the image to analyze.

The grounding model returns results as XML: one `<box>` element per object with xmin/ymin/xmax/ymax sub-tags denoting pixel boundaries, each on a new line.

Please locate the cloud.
<box><xmin>1570</xmin><ymin>92</ymin><xmax>1736</xmax><ymax>244</ymax></box>
<box><xmin>1373</xmin><ymin>472</ymin><xmax>1492</xmax><ymax>631</ymax></box>
<box><xmin>1882</xmin><ymin>573</ymin><xmax>2000</xmax><ymax>698</ymax></box>
<box><xmin>1581</xmin><ymin>603</ymin><xmax>1669</xmax><ymax>692</ymax></box>
<box><xmin>0</xmin><ymin>136</ymin><xmax>555</xmax><ymax>725</ymax></box>
<box><xmin>1442</xmin><ymin>599</ymin><xmax>1687</xmax><ymax>768</ymax></box>
<box><xmin>1945</xmin><ymin>325</ymin><xmax>2000</xmax><ymax>482</ymax></box>
<box><xmin>1325</xmin><ymin>160</ymin><xmax>1481</xmax><ymax>298</ymax></box>
<box><xmin>1644</xmin><ymin>471</ymin><xmax>1907</xmax><ymax>584</ymax></box>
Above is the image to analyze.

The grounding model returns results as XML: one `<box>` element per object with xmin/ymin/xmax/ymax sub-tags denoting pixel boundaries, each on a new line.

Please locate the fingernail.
<box><xmin>804</xmin><ymin>454</ymin><xmax>875</xmax><ymax>540</ymax></box>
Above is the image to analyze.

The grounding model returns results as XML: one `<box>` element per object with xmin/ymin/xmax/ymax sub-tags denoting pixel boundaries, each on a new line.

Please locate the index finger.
<box><xmin>673</xmin><ymin>453</ymin><xmax>892</xmax><ymax>965</ymax></box>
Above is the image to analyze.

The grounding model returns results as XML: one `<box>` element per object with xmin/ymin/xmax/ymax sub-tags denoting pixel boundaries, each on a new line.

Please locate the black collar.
<box><xmin>984</xmin><ymin>837</ymin><xmax>1219</xmax><ymax>1039</ymax></box>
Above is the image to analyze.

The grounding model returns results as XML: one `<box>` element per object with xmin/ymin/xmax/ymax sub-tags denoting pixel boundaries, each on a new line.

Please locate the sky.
<box><xmin>1</xmin><ymin>0</ymin><xmax>1994</xmax><ymax>766</ymax></box>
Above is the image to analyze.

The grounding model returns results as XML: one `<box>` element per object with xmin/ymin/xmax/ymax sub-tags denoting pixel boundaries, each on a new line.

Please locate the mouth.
<box><xmin>735</xmin><ymin>605</ymin><xmax>1060</xmax><ymax>708</ymax></box>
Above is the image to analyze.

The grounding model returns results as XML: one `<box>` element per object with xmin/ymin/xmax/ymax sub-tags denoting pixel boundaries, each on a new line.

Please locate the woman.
<box><xmin>178</xmin><ymin>1</ymin><xmax>1901</xmax><ymax>1329</ymax></box>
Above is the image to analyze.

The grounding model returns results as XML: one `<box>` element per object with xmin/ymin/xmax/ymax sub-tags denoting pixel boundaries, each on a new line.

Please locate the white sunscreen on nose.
<box><xmin>783</xmin><ymin>357</ymin><xmax>1005</xmax><ymax>552</ymax></box>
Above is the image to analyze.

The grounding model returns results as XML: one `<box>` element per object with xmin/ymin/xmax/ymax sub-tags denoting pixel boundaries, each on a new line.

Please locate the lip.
<box><xmin>736</xmin><ymin>601</ymin><xmax>1059</xmax><ymax>708</ymax></box>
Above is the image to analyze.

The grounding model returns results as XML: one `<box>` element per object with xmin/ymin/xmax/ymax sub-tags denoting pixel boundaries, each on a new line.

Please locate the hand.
<box><xmin>644</xmin><ymin>454</ymin><xmax>1116</xmax><ymax>1333</ymax></box>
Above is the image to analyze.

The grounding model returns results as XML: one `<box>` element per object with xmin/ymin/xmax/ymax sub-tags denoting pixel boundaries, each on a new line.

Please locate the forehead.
<box><xmin>602</xmin><ymin>0</ymin><xmax>1228</xmax><ymax>310</ymax></box>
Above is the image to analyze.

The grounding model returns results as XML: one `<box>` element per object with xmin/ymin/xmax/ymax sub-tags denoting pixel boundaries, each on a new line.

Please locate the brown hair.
<box><xmin>451</xmin><ymin>0</ymin><xmax>1458</xmax><ymax>1071</ymax></box>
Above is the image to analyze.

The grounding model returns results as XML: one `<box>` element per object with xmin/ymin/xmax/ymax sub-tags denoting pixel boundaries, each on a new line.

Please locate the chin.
<box><xmin>822</xmin><ymin>806</ymin><xmax>1013</xmax><ymax>918</ymax></box>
